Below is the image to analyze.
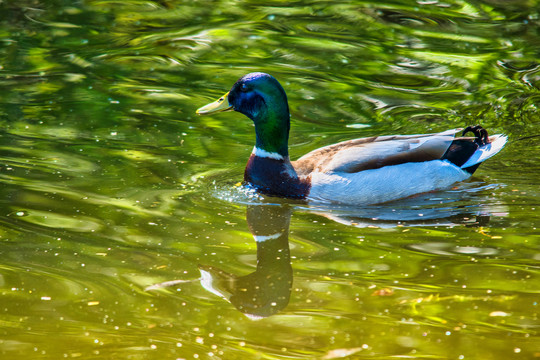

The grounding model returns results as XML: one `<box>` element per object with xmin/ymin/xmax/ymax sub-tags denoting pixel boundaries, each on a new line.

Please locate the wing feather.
<box><xmin>293</xmin><ymin>129</ymin><xmax>462</xmax><ymax>174</ymax></box>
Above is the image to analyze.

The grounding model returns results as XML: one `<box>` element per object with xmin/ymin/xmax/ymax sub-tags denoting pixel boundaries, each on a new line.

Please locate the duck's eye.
<box><xmin>240</xmin><ymin>83</ymin><xmax>248</xmax><ymax>92</ymax></box>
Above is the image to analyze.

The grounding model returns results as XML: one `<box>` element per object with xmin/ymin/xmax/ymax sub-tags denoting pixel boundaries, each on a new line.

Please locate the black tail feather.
<box><xmin>442</xmin><ymin>125</ymin><xmax>490</xmax><ymax>175</ymax></box>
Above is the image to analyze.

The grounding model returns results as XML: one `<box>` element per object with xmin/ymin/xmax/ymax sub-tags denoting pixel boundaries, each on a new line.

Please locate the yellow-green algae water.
<box><xmin>1</xmin><ymin>0</ymin><xmax>540</xmax><ymax>359</ymax></box>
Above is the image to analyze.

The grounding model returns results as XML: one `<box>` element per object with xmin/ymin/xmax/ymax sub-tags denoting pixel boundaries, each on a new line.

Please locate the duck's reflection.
<box><xmin>196</xmin><ymin>198</ymin><xmax>504</xmax><ymax>318</ymax></box>
<box><xmin>147</xmin><ymin>188</ymin><xmax>507</xmax><ymax>318</ymax></box>
<box><xmin>199</xmin><ymin>205</ymin><xmax>293</xmax><ymax>319</ymax></box>
<box><xmin>303</xmin><ymin>184</ymin><xmax>506</xmax><ymax>228</ymax></box>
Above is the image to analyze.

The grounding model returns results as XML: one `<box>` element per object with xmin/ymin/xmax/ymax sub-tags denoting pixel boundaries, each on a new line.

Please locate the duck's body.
<box><xmin>197</xmin><ymin>72</ymin><xmax>507</xmax><ymax>205</ymax></box>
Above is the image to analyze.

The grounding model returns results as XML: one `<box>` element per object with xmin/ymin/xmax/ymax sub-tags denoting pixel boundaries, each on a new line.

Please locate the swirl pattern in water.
<box><xmin>0</xmin><ymin>0</ymin><xmax>539</xmax><ymax>359</ymax></box>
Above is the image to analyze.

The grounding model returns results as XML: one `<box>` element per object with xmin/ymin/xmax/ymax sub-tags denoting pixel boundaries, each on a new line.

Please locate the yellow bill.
<box><xmin>196</xmin><ymin>92</ymin><xmax>232</xmax><ymax>115</ymax></box>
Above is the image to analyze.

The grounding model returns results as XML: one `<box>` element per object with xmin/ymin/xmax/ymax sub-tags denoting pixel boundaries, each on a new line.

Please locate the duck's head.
<box><xmin>197</xmin><ymin>72</ymin><xmax>291</xmax><ymax>156</ymax></box>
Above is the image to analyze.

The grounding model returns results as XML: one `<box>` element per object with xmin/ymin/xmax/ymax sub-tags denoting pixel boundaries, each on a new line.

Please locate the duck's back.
<box><xmin>294</xmin><ymin>129</ymin><xmax>507</xmax><ymax>205</ymax></box>
<box><xmin>293</xmin><ymin>129</ymin><xmax>461</xmax><ymax>175</ymax></box>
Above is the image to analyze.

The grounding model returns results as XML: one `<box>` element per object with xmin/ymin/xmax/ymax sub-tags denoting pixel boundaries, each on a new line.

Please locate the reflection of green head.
<box><xmin>199</xmin><ymin>205</ymin><xmax>293</xmax><ymax>318</ymax></box>
<box><xmin>227</xmin><ymin>73</ymin><xmax>291</xmax><ymax>157</ymax></box>
<box><xmin>230</xmin><ymin>205</ymin><xmax>293</xmax><ymax>318</ymax></box>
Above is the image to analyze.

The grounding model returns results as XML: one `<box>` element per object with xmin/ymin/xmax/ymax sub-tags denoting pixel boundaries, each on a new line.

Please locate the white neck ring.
<box><xmin>252</xmin><ymin>147</ymin><xmax>285</xmax><ymax>160</ymax></box>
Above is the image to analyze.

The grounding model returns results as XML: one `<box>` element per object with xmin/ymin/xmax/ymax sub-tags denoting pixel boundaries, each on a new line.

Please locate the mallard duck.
<box><xmin>197</xmin><ymin>72</ymin><xmax>507</xmax><ymax>205</ymax></box>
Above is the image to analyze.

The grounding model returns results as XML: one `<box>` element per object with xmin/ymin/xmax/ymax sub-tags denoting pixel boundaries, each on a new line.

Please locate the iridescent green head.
<box><xmin>197</xmin><ymin>72</ymin><xmax>291</xmax><ymax>157</ymax></box>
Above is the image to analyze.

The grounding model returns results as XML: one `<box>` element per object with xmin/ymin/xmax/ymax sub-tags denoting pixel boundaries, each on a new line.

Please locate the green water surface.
<box><xmin>1</xmin><ymin>0</ymin><xmax>540</xmax><ymax>359</ymax></box>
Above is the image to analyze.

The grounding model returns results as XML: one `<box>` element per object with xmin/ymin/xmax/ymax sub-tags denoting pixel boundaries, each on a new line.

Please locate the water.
<box><xmin>1</xmin><ymin>0</ymin><xmax>539</xmax><ymax>359</ymax></box>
